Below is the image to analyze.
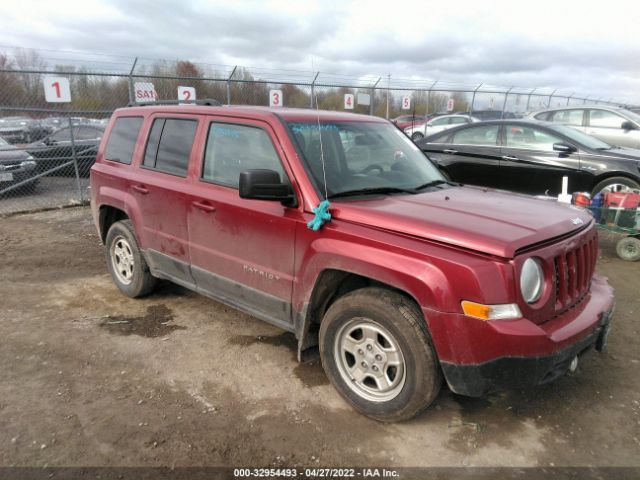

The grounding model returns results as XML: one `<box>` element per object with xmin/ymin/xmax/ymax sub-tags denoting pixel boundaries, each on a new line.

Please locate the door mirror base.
<box><xmin>553</xmin><ymin>142</ymin><xmax>577</xmax><ymax>154</ymax></box>
<box><xmin>239</xmin><ymin>169</ymin><xmax>297</xmax><ymax>207</ymax></box>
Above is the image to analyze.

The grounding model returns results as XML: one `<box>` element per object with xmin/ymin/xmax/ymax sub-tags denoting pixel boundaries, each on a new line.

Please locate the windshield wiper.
<box><xmin>328</xmin><ymin>186</ymin><xmax>417</xmax><ymax>199</ymax></box>
<box><xmin>411</xmin><ymin>179</ymin><xmax>457</xmax><ymax>191</ymax></box>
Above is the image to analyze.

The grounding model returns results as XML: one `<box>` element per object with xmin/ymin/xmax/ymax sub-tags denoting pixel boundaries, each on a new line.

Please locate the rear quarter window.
<box><xmin>104</xmin><ymin>117</ymin><xmax>143</xmax><ymax>164</ymax></box>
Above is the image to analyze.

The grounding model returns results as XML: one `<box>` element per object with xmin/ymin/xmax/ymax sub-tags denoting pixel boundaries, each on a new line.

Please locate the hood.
<box><xmin>0</xmin><ymin>145</ymin><xmax>30</xmax><ymax>163</ymax></box>
<box><xmin>331</xmin><ymin>186</ymin><xmax>593</xmax><ymax>258</ymax></box>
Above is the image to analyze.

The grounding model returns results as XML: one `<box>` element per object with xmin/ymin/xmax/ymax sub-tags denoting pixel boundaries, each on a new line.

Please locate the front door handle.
<box><xmin>192</xmin><ymin>200</ymin><xmax>216</xmax><ymax>213</ymax></box>
<box><xmin>501</xmin><ymin>155</ymin><xmax>520</xmax><ymax>161</ymax></box>
<box><xmin>443</xmin><ymin>149</ymin><xmax>458</xmax><ymax>154</ymax></box>
<box><xmin>131</xmin><ymin>184</ymin><xmax>149</xmax><ymax>194</ymax></box>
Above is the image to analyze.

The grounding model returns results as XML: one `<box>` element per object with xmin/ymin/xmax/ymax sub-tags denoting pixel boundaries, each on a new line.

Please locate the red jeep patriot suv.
<box><xmin>91</xmin><ymin>105</ymin><xmax>614</xmax><ymax>421</ymax></box>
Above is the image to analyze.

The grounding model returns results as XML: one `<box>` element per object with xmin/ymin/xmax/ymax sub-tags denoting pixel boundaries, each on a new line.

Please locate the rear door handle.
<box><xmin>501</xmin><ymin>155</ymin><xmax>520</xmax><ymax>161</ymax></box>
<box><xmin>443</xmin><ymin>149</ymin><xmax>458</xmax><ymax>154</ymax></box>
<box><xmin>192</xmin><ymin>200</ymin><xmax>216</xmax><ymax>213</ymax></box>
<box><xmin>131</xmin><ymin>184</ymin><xmax>149</xmax><ymax>194</ymax></box>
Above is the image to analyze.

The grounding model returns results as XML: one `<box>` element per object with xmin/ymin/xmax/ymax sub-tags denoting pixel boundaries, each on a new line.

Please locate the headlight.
<box><xmin>520</xmin><ymin>257</ymin><xmax>544</xmax><ymax>304</ymax></box>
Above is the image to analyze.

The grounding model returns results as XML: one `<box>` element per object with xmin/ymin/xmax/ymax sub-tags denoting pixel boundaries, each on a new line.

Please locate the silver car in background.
<box><xmin>404</xmin><ymin>114</ymin><xmax>478</xmax><ymax>141</ymax></box>
<box><xmin>530</xmin><ymin>106</ymin><xmax>640</xmax><ymax>149</ymax></box>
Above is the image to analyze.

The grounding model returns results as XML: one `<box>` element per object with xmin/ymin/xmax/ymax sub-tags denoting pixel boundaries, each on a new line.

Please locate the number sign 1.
<box><xmin>178</xmin><ymin>86</ymin><xmax>196</xmax><ymax>104</ymax></box>
<box><xmin>269</xmin><ymin>89</ymin><xmax>283</xmax><ymax>108</ymax></box>
<box><xmin>401</xmin><ymin>96</ymin><xmax>411</xmax><ymax>110</ymax></box>
<box><xmin>43</xmin><ymin>77</ymin><xmax>71</xmax><ymax>103</ymax></box>
<box><xmin>344</xmin><ymin>94</ymin><xmax>354</xmax><ymax>110</ymax></box>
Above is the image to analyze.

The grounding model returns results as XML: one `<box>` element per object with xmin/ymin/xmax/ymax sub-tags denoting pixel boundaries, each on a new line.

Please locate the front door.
<box><xmin>499</xmin><ymin>124</ymin><xmax>585</xmax><ymax>195</ymax></box>
<box><xmin>187</xmin><ymin>118</ymin><xmax>299</xmax><ymax>328</ymax></box>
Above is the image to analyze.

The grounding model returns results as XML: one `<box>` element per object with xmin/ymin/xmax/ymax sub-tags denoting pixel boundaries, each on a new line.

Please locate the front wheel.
<box><xmin>105</xmin><ymin>220</ymin><xmax>157</xmax><ymax>297</ymax></box>
<box><xmin>319</xmin><ymin>288</ymin><xmax>441</xmax><ymax>422</ymax></box>
<box><xmin>591</xmin><ymin>176</ymin><xmax>640</xmax><ymax>197</ymax></box>
<box><xmin>411</xmin><ymin>132</ymin><xmax>424</xmax><ymax>141</ymax></box>
<box><xmin>616</xmin><ymin>237</ymin><xmax>640</xmax><ymax>262</ymax></box>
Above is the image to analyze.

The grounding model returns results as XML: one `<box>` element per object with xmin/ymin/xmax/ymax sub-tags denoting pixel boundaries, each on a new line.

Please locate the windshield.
<box><xmin>622</xmin><ymin>109</ymin><xmax>640</xmax><ymax>124</ymax></box>
<box><xmin>287</xmin><ymin>120</ymin><xmax>444</xmax><ymax>198</ymax></box>
<box><xmin>551</xmin><ymin>124</ymin><xmax>612</xmax><ymax>150</ymax></box>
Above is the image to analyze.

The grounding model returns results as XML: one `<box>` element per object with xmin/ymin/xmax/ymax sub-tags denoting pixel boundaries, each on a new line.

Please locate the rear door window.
<box><xmin>452</xmin><ymin>125</ymin><xmax>500</xmax><ymax>146</ymax></box>
<box><xmin>143</xmin><ymin>118</ymin><xmax>197</xmax><ymax>176</ymax></box>
<box><xmin>104</xmin><ymin>117</ymin><xmax>143</xmax><ymax>164</ymax></box>
<box><xmin>550</xmin><ymin>109</ymin><xmax>584</xmax><ymax>126</ymax></box>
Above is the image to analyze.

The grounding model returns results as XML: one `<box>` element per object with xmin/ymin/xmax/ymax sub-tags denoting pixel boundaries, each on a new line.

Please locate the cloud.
<box><xmin>0</xmin><ymin>0</ymin><xmax>638</xmax><ymax>104</ymax></box>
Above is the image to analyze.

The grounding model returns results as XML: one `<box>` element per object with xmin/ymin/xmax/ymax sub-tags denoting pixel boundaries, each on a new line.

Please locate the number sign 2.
<box><xmin>269</xmin><ymin>90</ymin><xmax>283</xmax><ymax>107</ymax></box>
<box><xmin>43</xmin><ymin>77</ymin><xmax>71</xmax><ymax>103</ymax></box>
<box><xmin>178</xmin><ymin>86</ymin><xmax>196</xmax><ymax>104</ymax></box>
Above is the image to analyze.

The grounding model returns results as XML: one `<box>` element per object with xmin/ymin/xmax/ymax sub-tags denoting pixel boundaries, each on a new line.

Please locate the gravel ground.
<box><xmin>0</xmin><ymin>207</ymin><xmax>638</xmax><ymax>471</ymax></box>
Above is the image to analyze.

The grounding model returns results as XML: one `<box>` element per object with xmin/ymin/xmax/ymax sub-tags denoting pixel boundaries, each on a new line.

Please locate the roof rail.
<box><xmin>127</xmin><ymin>99</ymin><xmax>222</xmax><ymax>107</ymax></box>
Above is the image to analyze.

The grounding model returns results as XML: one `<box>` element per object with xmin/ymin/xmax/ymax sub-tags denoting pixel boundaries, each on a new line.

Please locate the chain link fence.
<box><xmin>0</xmin><ymin>48</ymin><xmax>637</xmax><ymax>215</ymax></box>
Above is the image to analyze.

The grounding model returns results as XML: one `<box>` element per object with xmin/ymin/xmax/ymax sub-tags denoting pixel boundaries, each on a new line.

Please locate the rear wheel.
<box><xmin>411</xmin><ymin>132</ymin><xmax>424</xmax><ymax>141</ymax></box>
<box><xmin>105</xmin><ymin>220</ymin><xmax>157</xmax><ymax>297</ymax></box>
<box><xmin>319</xmin><ymin>288</ymin><xmax>441</xmax><ymax>422</ymax></box>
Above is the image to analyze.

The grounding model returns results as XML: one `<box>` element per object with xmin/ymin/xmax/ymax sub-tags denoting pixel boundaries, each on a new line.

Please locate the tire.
<box><xmin>105</xmin><ymin>220</ymin><xmax>157</xmax><ymax>297</ymax></box>
<box><xmin>616</xmin><ymin>237</ymin><xmax>640</xmax><ymax>262</ymax></box>
<box><xmin>319</xmin><ymin>287</ymin><xmax>442</xmax><ymax>422</ymax></box>
<box><xmin>411</xmin><ymin>132</ymin><xmax>424</xmax><ymax>141</ymax></box>
<box><xmin>591</xmin><ymin>176</ymin><xmax>640</xmax><ymax>197</ymax></box>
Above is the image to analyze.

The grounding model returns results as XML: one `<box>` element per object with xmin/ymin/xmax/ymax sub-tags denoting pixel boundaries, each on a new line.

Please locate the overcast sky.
<box><xmin>1</xmin><ymin>0</ymin><xmax>639</xmax><ymax>103</ymax></box>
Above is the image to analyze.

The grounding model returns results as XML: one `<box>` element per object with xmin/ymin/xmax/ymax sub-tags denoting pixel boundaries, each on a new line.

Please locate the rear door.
<box><xmin>186</xmin><ymin>117</ymin><xmax>300</xmax><ymax>328</ymax></box>
<box><xmin>499</xmin><ymin>124</ymin><xmax>585</xmax><ymax>195</ymax></box>
<box><xmin>425</xmin><ymin>123</ymin><xmax>503</xmax><ymax>188</ymax></box>
<box><xmin>131</xmin><ymin>115</ymin><xmax>200</xmax><ymax>286</ymax></box>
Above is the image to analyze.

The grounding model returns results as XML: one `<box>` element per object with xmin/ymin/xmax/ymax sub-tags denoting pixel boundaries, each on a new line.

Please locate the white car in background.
<box><xmin>404</xmin><ymin>114</ymin><xmax>479</xmax><ymax>141</ymax></box>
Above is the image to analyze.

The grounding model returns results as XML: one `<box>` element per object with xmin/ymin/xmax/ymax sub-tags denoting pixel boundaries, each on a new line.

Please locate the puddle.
<box><xmin>228</xmin><ymin>332</ymin><xmax>296</xmax><ymax>348</ymax></box>
<box><xmin>293</xmin><ymin>360</ymin><xmax>329</xmax><ymax>387</ymax></box>
<box><xmin>228</xmin><ymin>333</ymin><xmax>329</xmax><ymax>387</ymax></box>
<box><xmin>99</xmin><ymin>304</ymin><xmax>186</xmax><ymax>338</ymax></box>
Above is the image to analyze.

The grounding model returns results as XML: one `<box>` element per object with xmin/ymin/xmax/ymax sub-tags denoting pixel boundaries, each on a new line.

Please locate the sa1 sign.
<box><xmin>43</xmin><ymin>77</ymin><xmax>71</xmax><ymax>103</ymax></box>
<box><xmin>344</xmin><ymin>94</ymin><xmax>354</xmax><ymax>110</ymax></box>
<box><xmin>447</xmin><ymin>98</ymin><xmax>455</xmax><ymax>112</ymax></box>
<box><xmin>269</xmin><ymin>90</ymin><xmax>283</xmax><ymax>108</ymax></box>
<box><xmin>401</xmin><ymin>96</ymin><xmax>411</xmax><ymax>110</ymax></box>
<box><xmin>134</xmin><ymin>82</ymin><xmax>157</xmax><ymax>103</ymax></box>
<box><xmin>178</xmin><ymin>86</ymin><xmax>196</xmax><ymax>103</ymax></box>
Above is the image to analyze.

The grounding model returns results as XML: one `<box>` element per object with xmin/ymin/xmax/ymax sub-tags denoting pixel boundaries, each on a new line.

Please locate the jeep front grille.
<box><xmin>554</xmin><ymin>236</ymin><xmax>598</xmax><ymax>312</ymax></box>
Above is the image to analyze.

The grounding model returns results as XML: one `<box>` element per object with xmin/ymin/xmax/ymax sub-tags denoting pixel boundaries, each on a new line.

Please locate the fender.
<box><xmin>96</xmin><ymin>185</ymin><xmax>147</xmax><ymax>247</ymax></box>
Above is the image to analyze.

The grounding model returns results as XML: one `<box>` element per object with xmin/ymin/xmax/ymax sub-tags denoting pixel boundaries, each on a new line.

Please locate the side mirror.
<box><xmin>239</xmin><ymin>169</ymin><xmax>295</xmax><ymax>206</ymax></box>
<box><xmin>553</xmin><ymin>142</ymin><xmax>576</xmax><ymax>154</ymax></box>
<box><xmin>621</xmin><ymin>120</ymin><xmax>636</xmax><ymax>131</ymax></box>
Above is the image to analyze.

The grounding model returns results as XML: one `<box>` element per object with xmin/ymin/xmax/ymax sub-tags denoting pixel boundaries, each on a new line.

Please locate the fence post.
<box><xmin>68</xmin><ymin>117</ymin><xmax>83</xmax><ymax>203</ymax></box>
<box><xmin>566</xmin><ymin>93</ymin><xmax>574</xmax><ymax>106</ymax></box>
<box><xmin>470</xmin><ymin>83</ymin><xmax>482</xmax><ymax>114</ymax></box>
<box><xmin>385</xmin><ymin>73</ymin><xmax>391</xmax><ymax>119</ymax></box>
<box><xmin>128</xmin><ymin>57</ymin><xmax>138</xmax><ymax>104</ymax></box>
<box><xmin>500</xmin><ymin>86</ymin><xmax>513</xmax><ymax>119</ymax></box>
<box><xmin>547</xmin><ymin>89</ymin><xmax>557</xmax><ymax>108</ymax></box>
<box><xmin>525</xmin><ymin>88</ymin><xmax>537</xmax><ymax>112</ymax></box>
<box><xmin>370</xmin><ymin>77</ymin><xmax>381</xmax><ymax>115</ymax></box>
<box><xmin>310</xmin><ymin>71</ymin><xmax>319</xmax><ymax>108</ymax></box>
<box><xmin>226</xmin><ymin>66</ymin><xmax>237</xmax><ymax>105</ymax></box>
<box><xmin>427</xmin><ymin>81</ymin><xmax>437</xmax><ymax>117</ymax></box>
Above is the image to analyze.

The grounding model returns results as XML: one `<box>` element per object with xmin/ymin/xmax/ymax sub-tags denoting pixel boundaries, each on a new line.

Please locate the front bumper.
<box><xmin>424</xmin><ymin>274</ymin><xmax>615</xmax><ymax>397</ymax></box>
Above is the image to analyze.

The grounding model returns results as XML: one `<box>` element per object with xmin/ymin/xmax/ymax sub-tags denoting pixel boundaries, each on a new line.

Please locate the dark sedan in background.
<box><xmin>28</xmin><ymin>124</ymin><xmax>104</xmax><ymax>176</ymax></box>
<box><xmin>416</xmin><ymin>120</ymin><xmax>640</xmax><ymax>197</ymax></box>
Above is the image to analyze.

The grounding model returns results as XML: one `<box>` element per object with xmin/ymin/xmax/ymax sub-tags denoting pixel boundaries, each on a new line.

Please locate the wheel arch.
<box><xmin>590</xmin><ymin>172</ymin><xmax>640</xmax><ymax>194</ymax></box>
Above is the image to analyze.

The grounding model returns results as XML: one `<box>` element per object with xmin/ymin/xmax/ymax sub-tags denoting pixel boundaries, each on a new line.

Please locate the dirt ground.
<box><xmin>0</xmin><ymin>207</ymin><xmax>639</xmax><ymax>470</ymax></box>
